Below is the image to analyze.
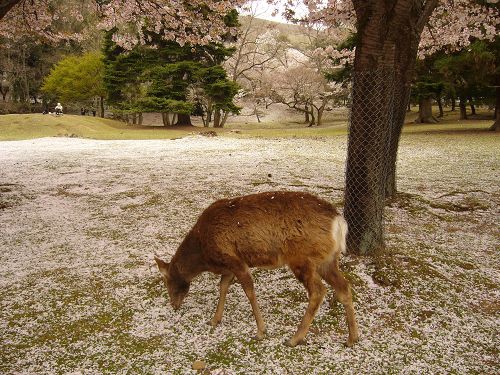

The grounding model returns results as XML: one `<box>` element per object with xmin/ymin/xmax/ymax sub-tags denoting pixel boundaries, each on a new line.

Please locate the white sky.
<box><xmin>238</xmin><ymin>0</ymin><xmax>306</xmax><ymax>23</ymax></box>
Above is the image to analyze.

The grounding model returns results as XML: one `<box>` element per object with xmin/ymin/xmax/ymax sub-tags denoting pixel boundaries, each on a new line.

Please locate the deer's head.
<box><xmin>154</xmin><ymin>256</ymin><xmax>190</xmax><ymax>310</ymax></box>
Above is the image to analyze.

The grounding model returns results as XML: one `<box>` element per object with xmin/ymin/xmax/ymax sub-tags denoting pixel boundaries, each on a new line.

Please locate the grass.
<box><xmin>0</xmin><ymin>114</ymin><xmax>192</xmax><ymax>141</ymax></box>
<box><xmin>0</xmin><ymin>107</ymin><xmax>495</xmax><ymax>141</ymax></box>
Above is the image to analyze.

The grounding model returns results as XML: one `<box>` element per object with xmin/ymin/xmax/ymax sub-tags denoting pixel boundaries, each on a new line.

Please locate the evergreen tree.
<box><xmin>434</xmin><ymin>41</ymin><xmax>496</xmax><ymax>120</ymax></box>
<box><xmin>412</xmin><ymin>56</ymin><xmax>445</xmax><ymax>123</ymax></box>
<box><xmin>102</xmin><ymin>10</ymin><xmax>240</xmax><ymax>126</ymax></box>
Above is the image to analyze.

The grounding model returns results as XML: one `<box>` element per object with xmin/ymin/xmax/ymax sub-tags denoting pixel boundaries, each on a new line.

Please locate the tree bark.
<box><xmin>138</xmin><ymin>112</ymin><xmax>143</xmax><ymax>126</ymax></box>
<box><xmin>0</xmin><ymin>0</ymin><xmax>21</xmax><ymax>20</ymax></box>
<box><xmin>385</xmin><ymin>83</ymin><xmax>411</xmax><ymax>199</ymax></box>
<box><xmin>220</xmin><ymin>111</ymin><xmax>230</xmax><ymax>127</ymax></box>
<box><xmin>207</xmin><ymin>103</ymin><xmax>213</xmax><ymax>123</ymax></box>
<box><xmin>346</xmin><ymin>69</ymin><xmax>393</xmax><ymax>254</ymax></box>
<box><xmin>468</xmin><ymin>97</ymin><xmax>476</xmax><ymax>115</ymax></box>
<box><xmin>175</xmin><ymin>113</ymin><xmax>192</xmax><ymax>126</ymax></box>
<box><xmin>316</xmin><ymin>106</ymin><xmax>325</xmax><ymax>127</ymax></box>
<box><xmin>162</xmin><ymin>112</ymin><xmax>170</xmax><ymax>126</ymax></box>
<box><xmin>437</xmin><ymin>95</ymin><xmax>443</xmax><ymax>117</ymax></box>
<box><xmin>307</xmin><ymin>110</ymin><xmax>315</xmax><ymax>127</ymax></box>
<box><xmin>254</xmin><ymin>104</ymin><xmax>261</xmax><ymax>123</ymax></box>
<box><xmin>459</xmin><ymin>97</ymin><xmax>468</xmax><ymax>120</ymax></box>
<box><xmin>213</xmin><ymin>110</ymin><xmax>221</xmax><ymax>128</ymax></box>
<box><xmin>415</xmin><ymin>97</ymin><xmax>438</xmax><ymax>123</ymax></box>
<box><xmin>490</xmin><ymin>87</ymin><xmax>500</xmax><ymax>131</ymax></box>
<box><xmin>99</xmin><ymin>96</ymin><xmax>105</xmax><ymax>118</ymax></box>
<box><xmin>451</xmin><ymin>96</ymin><xmax>456</xmax><ymax>111</ymax></box>
<box><xmin>304</xmin><ymin>104</ymin><xmax>310</xmax><ymax>123</ymax></box>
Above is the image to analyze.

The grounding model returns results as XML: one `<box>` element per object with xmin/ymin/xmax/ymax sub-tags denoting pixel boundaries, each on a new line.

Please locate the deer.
<box><xmin>154</xmin><ymin>191</ymin><xmax>359</xmax><ymax>347</ymax></box>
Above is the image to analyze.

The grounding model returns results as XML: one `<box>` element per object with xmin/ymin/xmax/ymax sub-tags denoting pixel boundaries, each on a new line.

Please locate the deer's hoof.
<box><xmin>253</xmin><ymin>331</ymin><xmax>266</xmax><ymax>341</ymax></box>
<box><xmin>345</xmin><ymin>335</ymin><xmax>359</xmax><ymax>348</ymax></box>
<box><xmin>284</xmin><ymin>337</ymin><xmax>306</xmax><ymax>347</ymax></box>
<box><xmin>207</xmin><ymin>318</ymin><xmax>220</xmax><ymax>329</ymax></box>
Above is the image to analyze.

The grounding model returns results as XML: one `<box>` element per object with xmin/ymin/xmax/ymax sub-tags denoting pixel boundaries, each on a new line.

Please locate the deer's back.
<box><xmin>194</xmin><ymin>191</ymin><xmax>340</xmax><ymax>270</ymax></box>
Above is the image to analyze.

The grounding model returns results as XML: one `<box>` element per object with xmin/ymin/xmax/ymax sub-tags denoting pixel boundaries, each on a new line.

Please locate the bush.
<box><xmin>0</xmin><ymin>102</ymin><xmax>45</xmax><ymax>114</ymax></box>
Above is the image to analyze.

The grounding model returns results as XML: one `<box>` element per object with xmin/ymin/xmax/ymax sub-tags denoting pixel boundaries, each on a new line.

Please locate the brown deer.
<box><xmin>154</xmin><ymin>191</ymin><xmax>359</xmax><ymax>347</ymax></box>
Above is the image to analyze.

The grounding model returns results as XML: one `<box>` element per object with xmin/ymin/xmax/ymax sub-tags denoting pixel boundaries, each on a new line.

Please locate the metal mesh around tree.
<box><xmin>344</xmin><ymin>68</ymin><xmax>401</xmax><ymax>254</ymax></box>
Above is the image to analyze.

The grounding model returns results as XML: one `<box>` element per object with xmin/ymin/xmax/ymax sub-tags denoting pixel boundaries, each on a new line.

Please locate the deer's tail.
<box><xmin>332</xmin><ymin>215</ymin><xmax>348</xmax><ymax>255</ymax></box>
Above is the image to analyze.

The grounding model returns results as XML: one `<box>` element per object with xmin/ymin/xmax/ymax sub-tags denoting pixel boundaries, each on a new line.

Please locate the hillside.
<box><xmin>239</xmin><ymin>15</ymin><xmax>310</xmax><ymax>44</ymax></box>
<box><xmin>0</xmin><ymin>114</ymin><xmax>193</xmax><ymax>141</ymax></box>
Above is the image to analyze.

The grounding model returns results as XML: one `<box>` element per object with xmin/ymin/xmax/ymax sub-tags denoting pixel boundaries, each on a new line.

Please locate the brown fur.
<box><xmin>154</xmin><ymin>191</ymin><xmax>359</xmax><ymax>347</ymax></box>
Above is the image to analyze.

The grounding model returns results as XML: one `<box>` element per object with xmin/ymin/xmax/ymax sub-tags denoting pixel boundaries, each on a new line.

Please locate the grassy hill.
<box><xmin>0</xmin><ymin>110</ymin><xmax>494</xmax><ymax>141</ymax></box>
<box><xmin>0</xmin><ymin>114</ymin><xmax>194</xmax><ymax>141</ymax></box>
<box><xmin>239</xmin><ymin>15</ymin><xmax>310</xmax><ymax>45</ymax></box>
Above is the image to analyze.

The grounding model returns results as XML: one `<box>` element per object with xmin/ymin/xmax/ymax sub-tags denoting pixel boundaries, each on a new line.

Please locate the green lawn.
<box><xmin>0</xmin><ymin>110</ymin><xmax>495</xmax><ymax>141</ymax></box>
<box><xmin>0</xmin><ymin>114</ymin><xmax>192</xmax><ymax>141</ymax></box>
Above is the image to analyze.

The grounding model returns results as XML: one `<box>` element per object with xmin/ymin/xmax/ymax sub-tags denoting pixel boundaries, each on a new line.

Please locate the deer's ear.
<box><xmin>154</xmin><ymin>256</ymin><xmax>170</xmax><ymax>278</ymax></box>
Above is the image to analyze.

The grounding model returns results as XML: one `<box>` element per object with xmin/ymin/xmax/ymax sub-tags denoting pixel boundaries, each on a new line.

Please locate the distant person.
<box><xmin>80</xmin><ymin>107</ymin><xmax>85</xmax><ymax>115</ymax></box>
<box><xmin>55</xmin><ymin>103</ymin><xmax>63</xmax><ymax>115</ymax></box>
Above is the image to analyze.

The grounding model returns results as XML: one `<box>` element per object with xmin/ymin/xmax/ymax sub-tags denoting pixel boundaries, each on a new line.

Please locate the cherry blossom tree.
<box><xmin>279</xmin><ymin>0</ymin><xmax>499</xmax><ymax>254</ymax></box>
<box><xmin>0</xmin><ymin>0</ymin><xmax>244</xmax><ymax>47</ymax></box>
<box><xmin>266</xmin><ymin>61</ymin><xmax>345</xmax><ymax>126</ymax></box>
<box><xmin>223</xmin><ymin>11</ymin><xmax>289</xmax><ymax>122</ymax></box>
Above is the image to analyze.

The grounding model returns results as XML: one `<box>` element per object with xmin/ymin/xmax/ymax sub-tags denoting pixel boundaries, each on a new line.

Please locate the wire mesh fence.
<box><xmin>344</xmin><ymin>68</ymin><xmax>409</xmax><ymax>254</ymax></box>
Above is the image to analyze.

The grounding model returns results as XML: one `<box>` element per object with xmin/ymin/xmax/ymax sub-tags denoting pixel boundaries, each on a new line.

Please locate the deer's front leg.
<box><xmin>286</xmin><ymin>264</ymin><xmax>326</xmax><ymax>347</ymax></box>
<box><xmin>209</xmin><ymin>273</ymin><xmax>234</xmax><ymax>328</ymax></box>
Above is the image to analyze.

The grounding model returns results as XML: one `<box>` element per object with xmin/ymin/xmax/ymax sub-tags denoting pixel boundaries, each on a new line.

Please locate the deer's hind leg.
<box><xmin>287</xmin><ymin>262</ymin><xmax>327</xmax><ymax>347</ymax></box>
<box><xmin>234</xmin><ymin>267</ymin><xmax>266</xmax><ymax>340</ymax></box>
<box><xmin>209</xmin><ymin>273</ymin><xmax>235</xmax><ymax>328</ymax></box>
<box><xmin>319</xmin><ymin>259</ymin><xmax>359</xmax><ymax>347</ymax></box>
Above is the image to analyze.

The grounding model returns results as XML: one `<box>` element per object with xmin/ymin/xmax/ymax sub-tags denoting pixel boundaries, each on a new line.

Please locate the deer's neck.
<box><xmin>171</xmin><ymin>230</ymin><xmax>205</xmax><ymax>282</ymax></box>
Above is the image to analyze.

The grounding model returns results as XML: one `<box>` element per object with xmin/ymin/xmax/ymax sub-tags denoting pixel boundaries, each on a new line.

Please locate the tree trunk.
<box><xmin>220</xmin><ymin>111</ymin><xmax>230</xmax><ymax>127</ymax></box>
<box><xmin>490</xmin><ymin>87</ymin><xmax>500</xmax><ymax>131</ymax></box>
<box><xmin>468</xmin><ymin>97</ymin><xmax>476</xmax><ymax>115</ymax></box>
<box><xmin>254</xmin><ymin>105</ymin><xmax>261</xmax><ymax>123</ymax></box>
<box><xmin>415</xmin><ymin>97</ymin><xmax>438</xmax><ymax>123</ymax></box>
<box><xmin>437</xmin><ymin>95</ymin><xmax>443</xmax><ymax>117</ymax></box>
<box><xmin>316</xmin><ymin>106</ymin><xmax>324</xmax><ymax>127</ymax></box>
<box><xmin>138</xmin><ymin>112</ymin><xmax>143</xmax><ymax>126</ymax></box>
<box><xmin>175</xmin><ymin>113</ymin><xmax>192</xmax><ymax>126</ymax></box>
<box><xmin>0</xmin><ymin>0</ymin><xmax>22</xmax><ymax>20</ymax></box>
<box><xmin>385</xmin><ymin>82</ymin><xmax>411</xmax><ymax>199</ymax></box>
<box><xmin>22</xmin><ymin>48</ymin><xmax>31</xmax><ymax>112</ymax></box>
<box><xmin>213</xmin><ymin>110</ymin><xmax>221</xmax><ymax>128</ymax></box>
<box><xmin>307</xmin><ymin>110</ymin><xmax>315</xmax><ymax>127</ymax></box>
<box><xmin>346</xmin><ymin>69</ymin><xmax>393</xmax><ymax>254</ymax></box>
<box><xmin>162</xmin><ymin>112</ymin><xmax>170</xmax><ymax>126</ymax></box>
<box><xmin>451</xmin><ymin>96</ymin><xmax>456</xmax><ymax>111</ymax></box>
<box><xmin>346</xmin><ymin>0</ymin><xmax>438</xmax><ymax>255</ymax></box>
<box><xmin>304</xmin><ymin>104</ymin><xmax>310</xmax><ymax>123</ymax></box>
<box><xmin>207</xmin><ymin>106</ymin><xmax>213</xmax><ymax>124</ymax></box>
<box><xmin>459</xmin><ymin>97</ymin><xmax>468</xmax><ymax>120</ymax></box>
<box><xmin>131</xmin><ymin>113</ymin><xmax>137</xmax><ymax>125</ymax></box>
<box><xmin>99</xmin><ymin>96</ymin><xmax>105</xmax><ymax>118</ymax></box>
